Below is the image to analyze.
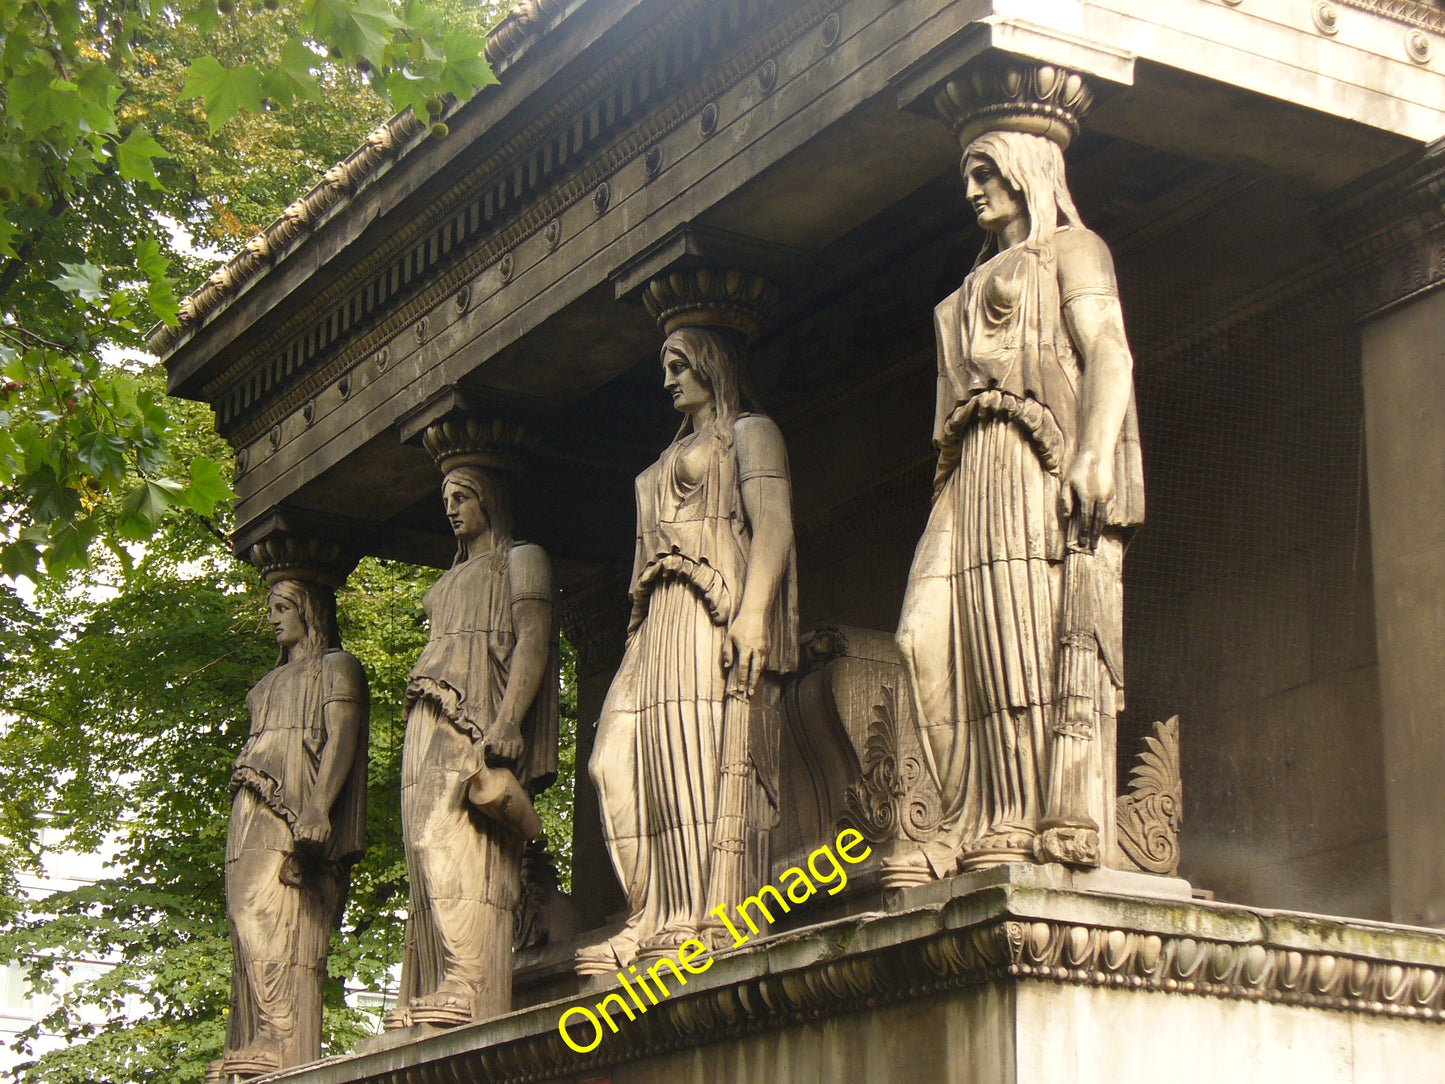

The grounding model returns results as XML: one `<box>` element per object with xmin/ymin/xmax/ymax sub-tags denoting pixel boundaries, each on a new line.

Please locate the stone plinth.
<box><xmin>260</xmin><ymin>869</ymin><xmax>1445</xmax><ymax>1083</ymax></box>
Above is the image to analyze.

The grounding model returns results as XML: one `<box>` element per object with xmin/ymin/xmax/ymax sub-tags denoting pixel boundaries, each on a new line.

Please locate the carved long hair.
<box><xmin>443</xmin><ymin>465</ymin><xmax>515</xmax><ymax>566</ymax></box>
<box><xmin>271</xmin><ymin>579</ymin><xmax>339</xmax><ymax>666</ymax></box>
<box><xmin>664</xmin><ymin>326</ymin><xmax>756</xmax><ymax>449</ymax></box>
<box><xmin>964</xmin><ymin>130</ymin><xmax>1083</xmax><ymax>258</ymax></box>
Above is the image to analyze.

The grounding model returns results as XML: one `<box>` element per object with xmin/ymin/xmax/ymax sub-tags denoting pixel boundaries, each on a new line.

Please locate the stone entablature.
<box><xmin>186</xmin><ymin>0</ymin><xmax>834</xmax><ymax>446</ymax></box>
<box><xmin>1323</xmin><ymin>137</ymin><xmax>1445</xmax><ymax>317</ymax></box>
<box><xmin>273</xmin><ymin>870</ymin><xmax>1445</xmax><ymax>1084</ymax></box>
<box><xmin>158</xmin><ymin>0</ymin><xmax>1445</xmax><ymax>541</ymax></box>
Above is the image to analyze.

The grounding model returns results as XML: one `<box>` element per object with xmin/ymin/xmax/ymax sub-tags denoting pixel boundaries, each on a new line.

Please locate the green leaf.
<box><xmin>136</xmin><ymin>238</ymin><xmax>179</xmax><ymax>326</ymax></box>
<box><xmin>0</xmin><ymin>536</ymin><xmax>42</xmax><ymax>579</ymax></box>
<box><xmin>76</xmin><ymin>65</ymin><xmax>122</xmax><ymax>138</ymax></box>
<box><xmin>179</xmin><ymin>457</ymin><xmax>231</xmax><ymax>516</ymax></box>
<box><xmin>187</xmin><ymin>1</ymin><xmax>221</xmax><ymax>34</ymax></box>
<box><xmin>51</xmin><ymin>263</ymin><xmax>106</xmax><ymax>303</ymax></box>
<box><xmin>180</xmin><ymin>58</ymin><xmax>267</xmax><ymax>132</ymax></box>
<box><xmin>75</xmin><ymin>430</ymin><xmax>129</xmax><ymax>483</ymax></box>
<box><xmin>308</xmin><ymin>0</ymin><xmax>405</xmax><ymax>71</ymax></box>
<box><xmin>262</xmin><ymin>38</ymin><xmax>324</xmax><ymax>108</ymax></box>
<box><xmin>117</xmin><ymin>479</ymin><xmax>182</xmax><ymax>539</ymax></box>
<box><xmin>436</xmin><ymin>31</ymin><xmax>496</xmax><ymax>99</ymax></box>
<box><xmin>29</xmin><ymin>78</ymin><xmax>85</xmax><ymax>138</ymax></box>
<box><xmin>7</xmin><ymin>62</ymin><xmax>59</xmax><ymax>138</ymax></box>
<box><xmin>114</xmin><ymin>127</ymin><xmax>172</xmax><ymax>190</ymax></box>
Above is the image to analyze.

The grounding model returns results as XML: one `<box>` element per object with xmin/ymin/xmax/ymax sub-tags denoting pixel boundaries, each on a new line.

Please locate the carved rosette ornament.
<box><xmin>932</xmin><ymin>55</ymin><xmax>1094</xmax><ymax>151</ymax></box>
<box><xmin>642</xmin><ymin>267</ymin><xmax>780</xmax><ymax>340</ymax></box>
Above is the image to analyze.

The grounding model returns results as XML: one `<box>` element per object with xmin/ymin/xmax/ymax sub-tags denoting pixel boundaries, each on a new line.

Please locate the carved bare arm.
<box><xmin>490</xmin><ymin>544</ymin><xmax>554</xmax><ymax>766</ymax></box>
<box><xmin>1058</xmin><ymin>228</ymin><xmax>1135</xmax><ymax>544</ymax></box>
<box><xmin>293</xmin><ymin>653</ymin><xmax>366</xmax><ymax>849</ymax></box>
<box><xmin>723</xmin><ymin>416</ymin><xmax>795</xmax><ymax>698</ymax></box>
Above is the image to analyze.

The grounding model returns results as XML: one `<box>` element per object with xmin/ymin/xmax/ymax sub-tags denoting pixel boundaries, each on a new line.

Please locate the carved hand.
<box><xmin>722</xmin><ymin>610</ymin><xmax>770</xmax><ymax>699</ymax></box>
<box><xmin>292</xmin><ymin>806</ymin><xmax>332</xmax><ymax>849</ymax></box>
<box><xmin>487</xmin><ymin>718</ymin><xmax>525</xmax><ymax>765</ymax></box>
<box><xmin>1061</xmin><ymin>449</ymin><xmax>1115</xmax><ymax>546</ymax></box>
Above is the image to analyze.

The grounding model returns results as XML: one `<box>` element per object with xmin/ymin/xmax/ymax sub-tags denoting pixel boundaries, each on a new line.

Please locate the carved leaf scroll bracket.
<box><xmin>1116</xmin><ymin>716</ymin><xmax>1183</xmax><ymax>876</ymax></box>
<box><xmin>841</xmin><ymin>684</ymin><xmax>944</xmax><ymax>848</ymax></box>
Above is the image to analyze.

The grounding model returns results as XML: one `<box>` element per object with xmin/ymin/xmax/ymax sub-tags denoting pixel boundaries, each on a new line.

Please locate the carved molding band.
<box><xmin>150</xmin><ymin>112</ymin><xmax>426</xmax><ymax>355</ymax></box>
<box><xmin>315</xmin><ymin>897</ymin><xmax>1445</xmax><ymax>1084</ymax></box>
<box><xmin>1335</xmin><ymin>0</ymin><xmax>1445</xmax><ymax>33</ymax></box>
<box><xmin>485</xmin><ymin>0</ymin><xmax>566</xmax><ymax>67</ymax></box>
<box><xmin>558</xmin><ymin>574</ymin><xmax>631</xmax><ymax>680</ymax></box>
<box><xmin>200</xmin><ymin>0</ymin><xmax>847</xmax><ymax>447</ymax></box>
<box><xmin>1321</xmin><ymin>140</ymin><xmax>1445</xmax><ymax>316</ymax></box>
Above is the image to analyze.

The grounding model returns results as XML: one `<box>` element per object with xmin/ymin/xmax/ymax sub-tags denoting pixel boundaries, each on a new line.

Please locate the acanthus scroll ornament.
<box><xmin>1116</xmin><ymin>716</ymin><xmax>1183</xmax><ymax>876</ymax></box>
<box><xmin>840</xmin><ymin>686</ymin><xmax>944</xmax><ymax>847</ymax></box>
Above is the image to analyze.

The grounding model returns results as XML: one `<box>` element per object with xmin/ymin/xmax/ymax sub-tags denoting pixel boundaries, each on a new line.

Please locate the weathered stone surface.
<box><xmin>250</xmin><ymin>875</ymin><xmax>1445</xmax><ymax>1083</ymax></box>
<box><xmin>222</xmin><ymin>549</ymin><xmax>369</xmax><ymax>1079</ymax></box>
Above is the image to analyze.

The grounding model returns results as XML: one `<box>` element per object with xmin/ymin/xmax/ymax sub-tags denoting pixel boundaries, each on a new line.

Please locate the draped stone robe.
<box><xmin>896</xmin><ymin>231</ymin><xmax>1144</xmax><ymax>874</ymax></box>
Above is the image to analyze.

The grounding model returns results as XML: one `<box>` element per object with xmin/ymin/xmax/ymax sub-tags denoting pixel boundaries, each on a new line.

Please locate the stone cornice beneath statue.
<box><xmin>269</xmin><ymin>866</ymin><xmax>1444</xmax><ymax>1084</ymax></box>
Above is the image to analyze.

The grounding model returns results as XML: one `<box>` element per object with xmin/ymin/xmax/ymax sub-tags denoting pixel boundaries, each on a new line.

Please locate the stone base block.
<box><xmin>264</xmin><ymin>874</ymin><xmax>1445</xmax><ymax>1084</ymax></box>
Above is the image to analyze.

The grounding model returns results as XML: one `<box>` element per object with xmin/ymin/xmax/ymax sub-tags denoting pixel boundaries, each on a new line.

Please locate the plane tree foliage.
<box><xmin>0</xmin><ymin>0</ymin><xmax>502</xmax><ymax>581</ymax></box>
<box><xmin>0</xmin><ymin>390</ymin><xmax>577</xmax><ymax>1080</ymax></box>
<box><xmin>0</xmin><ymin>2</ymin><xmax>587</xmax><ymax>1080</ymax></box>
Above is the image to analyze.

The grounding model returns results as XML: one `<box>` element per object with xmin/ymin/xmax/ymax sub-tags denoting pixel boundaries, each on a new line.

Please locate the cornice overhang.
<box><xmin>265</xmin><ymin>872</ymin><xmax>1445</xmax><ymax>1084</ymax></box>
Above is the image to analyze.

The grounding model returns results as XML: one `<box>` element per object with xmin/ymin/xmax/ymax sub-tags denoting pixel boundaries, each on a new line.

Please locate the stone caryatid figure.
<box><xmin>578</xmin><ymin>270</ymin><xmax>798</xmax><ymax>973</ymax></box>
<box><xmin>895</xmin><ymin>59</ymin><xmax>1145</xmax><ymax>880</ymax></box>
<box><xmin>388</xmin><ymin>419</ymin><xmax>558</xmax><ymax>1029</ymax></box>
<box><xmin>221</xmin><ymin>540</ymin><xmax>369</xmax><ymax>1079</ymax></box>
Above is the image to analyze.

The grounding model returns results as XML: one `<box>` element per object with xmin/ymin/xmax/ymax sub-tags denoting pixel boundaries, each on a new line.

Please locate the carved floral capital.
<box><xmin>933</xmin><ymin>54</ymin><xmax>1094</xmax><ymax>151</ymax></box>
<box><xmin>421</xmin><ymin>416</ymin><xmax>538</xmax><ymax>476</ymax></box>
<box><xmin>245</xmin><ymin>536</ymin><xmax>358</xmax><ymax>588</ymax></box>
<box><xmin>643</xmin><ymin>268</ymin><xmax>780</xmax><ymax>340</ymax></box>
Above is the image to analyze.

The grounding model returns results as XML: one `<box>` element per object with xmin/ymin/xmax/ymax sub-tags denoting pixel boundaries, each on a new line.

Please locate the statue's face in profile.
<box><xmin>662</xmin><ymin>341</ymin><xmax>713</xmax><ymax>417</ymax></box>
<box><xmin>443</xmin><ymin>478</ymin><xmax>489</xmax><ymax>543</ymax></box>
<box><xmin>963</xmin><ymin>152</ymin><xmax>1025</xmax><ymax>236</ymax></box>
<box><xmin>268</xmin><ymin>588</ymin><xmax>307</xmax><ymax>648</ymax></box>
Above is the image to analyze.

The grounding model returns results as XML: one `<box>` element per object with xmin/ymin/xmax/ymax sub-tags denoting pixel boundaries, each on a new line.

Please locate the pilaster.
<box><xmin>1324</xmin><ymin>138</ymin><xmax>1445</xmax><ymax>926</ymax></box>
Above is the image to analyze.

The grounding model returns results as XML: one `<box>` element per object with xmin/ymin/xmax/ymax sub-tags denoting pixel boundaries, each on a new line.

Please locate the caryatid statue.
<box><xmin>387</xmin><ymin>418</ymin><xmax>558</xmax><ymax>1029</ymax></box>
<box><xmin>221</xmin><ymin>539</ymin><xmax>369</xmax><ymax>1079</ymax></box>
<box><xmin>895</xmin><ymin>58</ymin><xmax>1145</xmax><ymax>880</ymax></box>
<box><xmin>578</xmin><ymin>269</ymin><xmax>798</xmax><ymax>973</ymax></box>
